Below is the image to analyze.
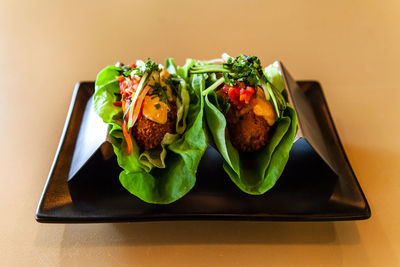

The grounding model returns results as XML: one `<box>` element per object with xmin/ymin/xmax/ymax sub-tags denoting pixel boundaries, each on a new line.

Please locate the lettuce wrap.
<box><xmin>93</xmin><ymin>58</ymin><xmax>207</xmax><ymax>204</ymax></box>
<box><xmin>190</xmin><ymin>55</ymin><xmax>298</xmax><ymax>195</ymax></box>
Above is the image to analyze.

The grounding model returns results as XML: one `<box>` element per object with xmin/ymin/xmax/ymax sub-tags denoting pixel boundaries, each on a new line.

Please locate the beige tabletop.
<box><xmin>1</xmin><ymin>0</ymin><xmax>400</xmax><ymax>266</ymax></box>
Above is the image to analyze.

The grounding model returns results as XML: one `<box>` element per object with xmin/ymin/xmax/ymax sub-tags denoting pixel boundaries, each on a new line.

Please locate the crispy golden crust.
<box><xmin>132</xmin><ymin>102</ymin><xmax>177</xmax><ymax>150</ymax></box>
<box><xmin>225</xmin><ymin>107</ymin><xmax>270</xmax><ymax>152</ymax></box>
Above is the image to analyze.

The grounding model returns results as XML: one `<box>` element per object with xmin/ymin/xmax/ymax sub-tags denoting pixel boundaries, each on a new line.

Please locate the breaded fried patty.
<box><xmin>132</xmin><ymin>103</ymin><xmax>177</xmax><ymax>150</ymax></box>
<box><xmin>226</xmin><ymin>107</ymin><xmax>270</xmax><ymax>152</ymax></box>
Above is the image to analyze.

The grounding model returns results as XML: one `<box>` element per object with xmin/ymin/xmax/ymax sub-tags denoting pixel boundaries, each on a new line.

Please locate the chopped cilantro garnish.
<box><xmin>120</xmin><ymin>59</ymin><xmax>160</xmax><ymax>78</ymax></box>
<box><xmin>150</xmin><ymin>82</ymin><xmax>170</xmax><ymax>107</ymax></box>
<box><xmin>222</xmin><ymin>55</ymin><xmax>263</xmax><ymax>86</ymax></box>
<box><xmin>154</xmin><ymin>103</ymin><xmax>161</xmax><ymax>109</ymax></box>
<box><xmin>163</xmin><ymin>75</ymin><xmax>180</xmax><ymax>98</ymax></box>
<box><xmin>144</xmin><ymin>59</ymin><xmax>160</xmax><ymax>73</ymax></box>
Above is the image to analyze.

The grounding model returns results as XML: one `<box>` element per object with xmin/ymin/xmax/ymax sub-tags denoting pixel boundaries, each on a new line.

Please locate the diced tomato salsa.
<box><xmin>117</xmin><ymin>76</ymin><xmax>140</xmax><ymax>100</ymax></box>
<box><xmin>221</xmin><ymin>82</ymin><xmax>255</xmax><ymax>109</ymax></box>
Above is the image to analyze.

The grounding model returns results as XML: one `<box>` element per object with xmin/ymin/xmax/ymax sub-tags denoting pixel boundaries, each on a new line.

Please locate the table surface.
<box><xmin>1</xmin><ymin>0</ymin><xmax>399</xmax><ymax>266</ymax></box>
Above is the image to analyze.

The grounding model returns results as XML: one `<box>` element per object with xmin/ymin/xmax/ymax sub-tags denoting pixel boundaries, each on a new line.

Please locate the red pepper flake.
<box><xmin>117</xmin><ymin>76</ymin><xmax>124</xmax><ymax>82</ymax></box>
<box><xmin>131</xmin><ymin>63</ymin><xmax>136</xmax><ymax>69</ymax></box>
<box><xmin>113</xmin><ymin>101</ymin><xmax>122</xmax><ymax>107</ymax></box>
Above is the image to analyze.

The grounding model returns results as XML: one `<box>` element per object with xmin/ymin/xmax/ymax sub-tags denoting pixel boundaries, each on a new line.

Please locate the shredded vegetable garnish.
<box><xmin>122</xmin><ymin>120</ymin><xmax>133</xmax><ymax>155</ymax></box>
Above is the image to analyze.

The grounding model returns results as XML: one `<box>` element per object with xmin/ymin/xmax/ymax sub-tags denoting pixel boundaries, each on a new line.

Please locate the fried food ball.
<box><xmin>225</xmin><ymin>107</ymin><xmax>270</xmax><ymax>152</ymax></box>
<box><xmin>132</xmin><ymin>102</ymin><xmax>177</xmax><ymax>150</ymax></box>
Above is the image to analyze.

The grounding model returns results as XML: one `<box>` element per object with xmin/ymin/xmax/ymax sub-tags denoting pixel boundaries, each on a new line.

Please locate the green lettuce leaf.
<box><xmin>201</xmin><ymin>63</ymin><xmax>298</xmax><ymax>194</ymax></box>
<box><xmin>264</xmin><ymin>62</ymin><xmax>285</xmax><ymax>93</ymax></box>
<box><xmin>264</xmin><ymin>61</ymin><xmax>288</xmax><ymax>100</ymax></box>
<box><xmin>94</xmin><ymin>59</ymin><xmax>207</xmax><ymax>203</ymax></box>
<box><xmin>93</xmin><ymin>66</ymin><xmax>121</xmax><ymax>124</ymax></box>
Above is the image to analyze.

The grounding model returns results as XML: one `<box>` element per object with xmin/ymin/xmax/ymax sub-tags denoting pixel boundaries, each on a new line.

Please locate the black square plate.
<box><xmin>36</xmin><ymin>78</ymin><xmax>370</xmax><ymax>223</ymax></box>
